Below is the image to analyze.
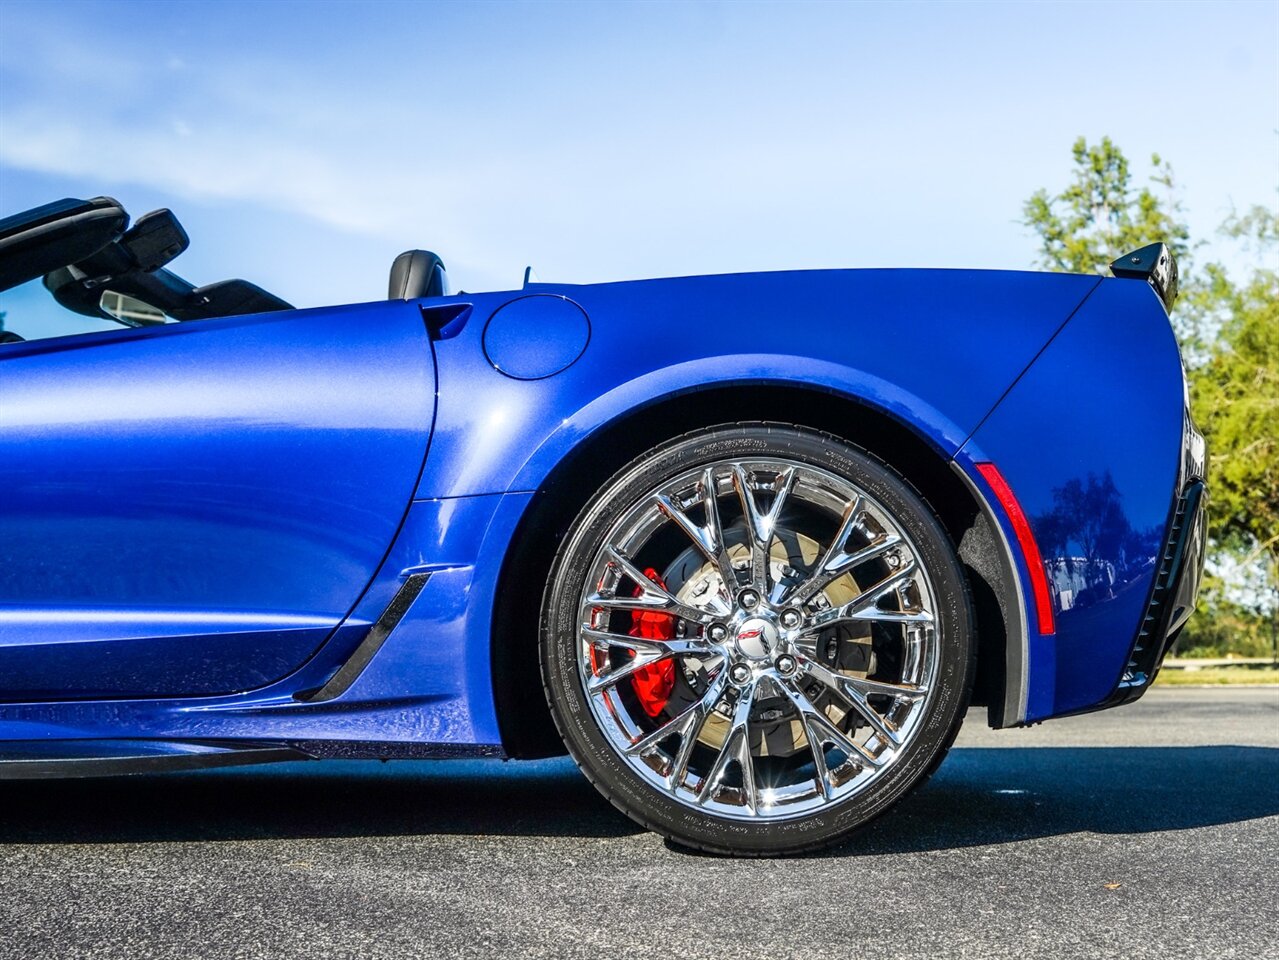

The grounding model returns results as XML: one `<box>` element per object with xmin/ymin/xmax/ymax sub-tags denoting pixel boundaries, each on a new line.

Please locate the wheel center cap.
<box><xmin>734</xmin><ymin>617</ymin><xmax>778</xmax><ymax>660</ymax></box>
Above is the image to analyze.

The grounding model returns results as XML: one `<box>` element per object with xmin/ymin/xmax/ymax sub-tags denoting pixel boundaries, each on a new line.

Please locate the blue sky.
<box><xmin>1</xmin><ymin>0</ymin><xmax>1276</xmax><ymax>338</ymax></box>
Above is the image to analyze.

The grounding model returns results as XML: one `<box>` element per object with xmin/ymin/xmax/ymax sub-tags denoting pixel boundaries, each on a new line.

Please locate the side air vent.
<box><xmin>295</xmin><ymin>573</ymin><xmax>431</xmax><ymax>703</ymax></box>
<box><xmin>1118</xmin><ymin>480</ymin><xmax>1204</xmax><ymax>691</ymax></box>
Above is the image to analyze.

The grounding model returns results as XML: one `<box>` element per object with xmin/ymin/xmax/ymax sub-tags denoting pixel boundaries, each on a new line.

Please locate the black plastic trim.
<box><xmin>285</xmin><ymin>740</ymin><xmax>505</xmax><ymax>760</ymax></box>
<box><xmin>0</xmin><ymin>740</ymin><xmax>309</xmax><ymax>780</ymax></box>
<box><xmin>1099</xmin><ymin>479</ymin><xmax>1207</xmax><ymax>710</ymax></box>
<box><xmin>1110</xmin><ymin>242</ymin><xmax>1179</xmax><ymax>312</ymax></box>
<box><xmin>419</xmin><ymin>301</ymin><xmax>472</xmax><ymax>341</ymax></box>
<box><xmin>295</xmin><ymin>573</ymin><xmax>431</xmax><ymax>703</ymax></box>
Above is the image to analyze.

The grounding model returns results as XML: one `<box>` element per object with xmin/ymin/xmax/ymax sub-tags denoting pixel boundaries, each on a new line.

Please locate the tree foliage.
<box><xmin>1026</xmin><ymin>138</ymin><xmax>1279</xmax><ymax>653</ymax></box>
<box><xmin>1187</xmin><ymin>201</ymin><xmax>1279</xmax><ymax>587</ymax></box>
<box><xmin>1023</xmin><ymin>136</ymin><xmax>1192</xmax><ymax>276</ymax></box>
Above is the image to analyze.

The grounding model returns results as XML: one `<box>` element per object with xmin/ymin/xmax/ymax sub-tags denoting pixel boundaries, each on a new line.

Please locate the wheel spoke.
<box><xmin>797</xmin><ymin>656</ymin><xmax>906</xmax><ymax>746</ymax></box>
<box><xmin>697</xmin><ymin>677</ymin><xmax>757</xmax><ymax>811</ymax></box>
<box><xmin>730</xmin><ymin>709</ymin><xmax>757</xmax><ymax>814</ymax></box>
<box><xmin>808</xmin><ymin>724</ymin><xmax>834</xmax><ymax>800</ymax></box>
<box><xmin>783</xmin><ymin>496</ymin><xmax>905</xmax><ymax>606</ymax></box>
<box><xmin>777</xmin><ymin>677</ymin><xmax>879</xmax><ymax>778</ymax></box>
<box><xmin>731</xmin><ymin>463</ymin><xmax>796</xmax><ymax>595</ymax></box>
<box><xmin>576</xmin><ymin>452</ymin><xmax>942</xmax><ymax>822</ymax></box>
<box><xmin>781</xmin><ymin>495</ymin><xmax>861</xmax><ymax>604</ymax></box>
<box><xmin>667</xmin><ymin>698</ymin><xmax>713</xmax><ymax>791</ymax></box>
<box><xmin>699</xmin><ymin>466</ymin><xmax>739</xmax><ymax>596</ymax></box>
<box><xmin>804</xmin><ymin>561</ymin><xmax>932</xmax><ymax>631</ymax></box>
<box><xmin>845</xmin><ymin>606</ymin><xmax>934</xmax><ymax>624</ymax></box>
<box><xmin>626</xmin><ymin>667</ymin><xmax>728</xmax><ymax>756</ymax></box>
<box><xmin>589</xmin><ymin>547</ymin><xmax>715</xmax><ymax>623</ymax></box>
<box><xmin>582</xmin><ymin>627</ymin><xmax>707</xmax><ymax>692</ymax></box>
<box><xmin>633</xmin><ymin>669</ymin><xmax>731</xmax><ymax>789</ymax></box>
<box><xmin>581</xmin><ymin>627</ymin><xmax>707</xmax><ymax>658</ymax></box>
<box><xmin>841</xmin><ymin>673</ymin><xmax>928</xmax><ymax>701</ymax></box>
<box><xmin>654</xmin><ymin>466</ymin><xmax>737</xmax><ymax>605</ymax></box>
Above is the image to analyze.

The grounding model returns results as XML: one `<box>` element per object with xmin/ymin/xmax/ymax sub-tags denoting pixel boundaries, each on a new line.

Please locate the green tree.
<box><xmin>1023</xmin><ymin>136</ymin><xmax>1192</xmax><ymax>276</ymax></box>
<box><xmin>1187</xmin><ymin>202</ymin><xmax>1279</xmax><ymax>622</ymax></box>
<box><xmin>1025</xmin><ymin>138</ymin><xmax>1279</xmax><ymax>657</ymax></box>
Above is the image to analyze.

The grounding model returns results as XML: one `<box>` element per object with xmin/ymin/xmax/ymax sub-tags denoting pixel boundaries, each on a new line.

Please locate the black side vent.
<box><xmin>1118</xmin><ymin>480</ymin><xmax>1204</xmax><ymax>692</ymax></box>
<box><xmin>295</xmin><ymin>573</ymin><xmax>431</xmax><ymax>703</ymax></box>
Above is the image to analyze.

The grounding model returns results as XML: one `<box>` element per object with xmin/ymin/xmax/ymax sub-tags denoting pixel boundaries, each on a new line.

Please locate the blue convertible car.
<box><xmin>0</xmin><ymin>196</ymin><xmax>1205</xmax><ymax>854</ymax></box>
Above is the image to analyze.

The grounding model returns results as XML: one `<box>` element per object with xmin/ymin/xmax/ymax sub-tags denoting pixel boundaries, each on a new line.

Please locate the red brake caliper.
<box><xmin>629</xmin><ymin>567</ymin><xmax>678</xmax><ymax>718</ymax></box>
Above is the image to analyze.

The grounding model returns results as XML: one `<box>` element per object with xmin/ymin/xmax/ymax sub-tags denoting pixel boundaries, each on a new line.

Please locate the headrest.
<box><xmin>389</xmin><ymin>250</ymin><xmax>448</xmax><ymax>300</ymax></box>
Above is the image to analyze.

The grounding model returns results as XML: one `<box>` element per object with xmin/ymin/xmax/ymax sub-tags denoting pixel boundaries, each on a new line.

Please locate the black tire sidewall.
<box><xmin>540</xmin><ymin>423</ymin><xmax>973</xmax><ymax>855</ymax></box>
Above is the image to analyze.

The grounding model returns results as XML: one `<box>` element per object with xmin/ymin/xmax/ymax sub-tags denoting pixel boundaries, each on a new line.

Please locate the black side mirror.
<box><xmin>121</xmin><ymin>209</ymin><xmax>189</xmax><ymax>272</ymax></box>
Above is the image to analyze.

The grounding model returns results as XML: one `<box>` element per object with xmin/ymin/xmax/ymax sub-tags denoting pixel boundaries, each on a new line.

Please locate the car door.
<box><xmin>0</xmin><ymin>299</ymin><xmax>435</xmax><ymax>700</ymax></box>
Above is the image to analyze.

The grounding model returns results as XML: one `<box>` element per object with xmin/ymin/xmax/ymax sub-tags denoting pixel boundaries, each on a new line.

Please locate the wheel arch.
<box><xmin>491</xmin><ymin>382</ymin><xmax>1023</xmax><ymax>759</ymax></box>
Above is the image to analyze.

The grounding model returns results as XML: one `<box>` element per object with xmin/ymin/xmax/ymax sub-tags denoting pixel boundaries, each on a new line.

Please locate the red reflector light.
<box><xmin>975</xmin><ymin>462</ymin><xmax>1056</xmax><ymax>635</ymax></box>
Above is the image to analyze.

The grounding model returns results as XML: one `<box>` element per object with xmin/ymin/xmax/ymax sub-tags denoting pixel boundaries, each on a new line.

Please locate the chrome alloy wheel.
<box><xmin>576</xmin><ymin>457</ymin><xmax>940</xmax><ymax>821</ymax></box>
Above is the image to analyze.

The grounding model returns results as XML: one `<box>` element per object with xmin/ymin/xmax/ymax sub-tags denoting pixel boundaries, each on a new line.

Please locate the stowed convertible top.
<box><xmin>0</xmin><ymin>196</ymin><xmax>293</xmax><ymax>329</ymax></box>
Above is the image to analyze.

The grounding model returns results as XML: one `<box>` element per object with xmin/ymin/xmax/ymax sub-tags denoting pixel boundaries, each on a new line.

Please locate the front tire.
<box><xmin>540</xmin><ymin>423</ymin><xmax>974</xmax><ymax>855</ymax></box>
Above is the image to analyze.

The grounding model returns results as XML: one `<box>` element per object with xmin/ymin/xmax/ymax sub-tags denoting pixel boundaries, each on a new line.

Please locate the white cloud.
<box><xmin>2</xmin><ymin>0</ymin><xmax>1274</xmax><ymax>301</ymax></box>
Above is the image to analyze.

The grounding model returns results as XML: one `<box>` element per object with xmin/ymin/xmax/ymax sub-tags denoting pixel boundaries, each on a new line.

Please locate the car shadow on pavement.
<box><xmin>836</xmin><ymin>745</ymin><xmax>1279</xmax><ymax>858</ymax></box>
<box><xmin>0</xmin><ymin>755</ymin><xmax>641</xmax><ymax>843</ymax></box>
<box><xmin>0</xmin><ymin>745</ymin><xmax>1275</xmax><ymax>850</ymax></box>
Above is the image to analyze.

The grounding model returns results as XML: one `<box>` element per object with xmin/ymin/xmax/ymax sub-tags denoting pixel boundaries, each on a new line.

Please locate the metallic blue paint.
<box><xmin>482</xmin><ymin>294</ymin><xmax>591</xmax><ymax>380</ymax></box>
<box><xmin>0</xmin><ymin>301</ymin><xmax>435</xmax><ymax>698</ymax></box>
<box><xmin>0</xmin><ymin>493</ymin><xmax>522</xmax><ymax>749</ymax></box>
<box><xmin>961</xmin><ymin>279</ymin><xmax>1186</xmax><ymax>721</ymax></box>
<box><xmin>417</xmin><ymin>270</ymin><xmax>1100</xmax><ymax>501</ymax></box>
<box><xmin>0</xmin><ymin>263</ymin><xmax>1194</xmax><ymax>760</ymax></box>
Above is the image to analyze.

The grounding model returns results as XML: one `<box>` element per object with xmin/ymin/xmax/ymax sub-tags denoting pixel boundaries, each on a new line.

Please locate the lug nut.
<box><xmin>780</xmin><ymin>609</ymin><xmax>801</xmax><ymax>628</ymax></box>
<box><xmin>739</xmin><ymin>589</ymin><xmax>760</xmax><ymax>609</ymax></box>
<box><xmin>708</xmin><ymin>623</ymin><xmax>728</xmax><ymax>642</ymax></box>
<box><xmin>730</xmin><ymin>663</ymin><xmax>752</xmax><ymax>684</ymax></box>
<box><xmin>775</xmin><ymin>655</ymin><xmax>797</xmax><ymax>675</ymax></box>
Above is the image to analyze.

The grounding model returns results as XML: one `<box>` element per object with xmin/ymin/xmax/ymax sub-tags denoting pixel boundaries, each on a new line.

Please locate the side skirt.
<box><xmin>0</xmin><ymin>739</ymin><xmax>310</xmax><ymax>780</ymax></box>
<box><xmin>0</xmin><ymin>738</ymin><xmax>508</xmax><ymax>780</ymax></box>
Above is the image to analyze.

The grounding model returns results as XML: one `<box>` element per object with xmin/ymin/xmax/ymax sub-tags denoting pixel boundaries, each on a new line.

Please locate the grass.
<box><xmin>1155</xmin><ymin>665</ymin><xmax>1279</xmax><ymax>686</ymax></box>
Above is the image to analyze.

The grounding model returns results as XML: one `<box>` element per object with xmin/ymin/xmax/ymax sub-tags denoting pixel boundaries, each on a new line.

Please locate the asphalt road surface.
<box><xmin>2</xmin><ymin>687</ymin><xmax>1276</xmax><ymax>960</ymax></box>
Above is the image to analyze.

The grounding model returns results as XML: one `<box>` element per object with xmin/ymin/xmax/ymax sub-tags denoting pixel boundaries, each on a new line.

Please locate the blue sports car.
<box><xmin>0</xmin><ymin>196</ymin><xmax>1205</xmax><ymax>855</ymax></box>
